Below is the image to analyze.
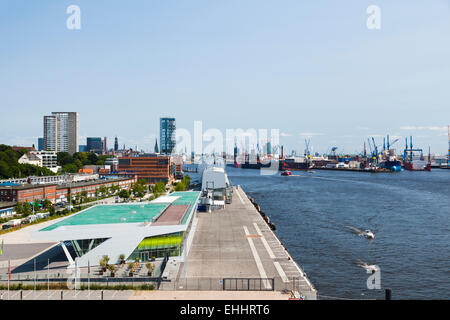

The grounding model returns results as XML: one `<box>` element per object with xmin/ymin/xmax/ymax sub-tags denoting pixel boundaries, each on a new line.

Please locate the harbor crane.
<box><xmin>304</xmin><ymin>139</ymin><xmax>311</xmax><ymax>163</ymax></box>
<box><xmin>386</xmin><ymin>134</ymin><xmax>399</xmax><ymax>150</ymax></box>
<box><xmin>371</xmin><ymin>137</ymin><xmax>379</xmax><ymax>162</ymax></box>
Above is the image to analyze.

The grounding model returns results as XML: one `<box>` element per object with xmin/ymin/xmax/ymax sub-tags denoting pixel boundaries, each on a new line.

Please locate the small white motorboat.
<box><xmin>363</xmin><ymin>230</ymin><xmax>375</xmax><ymax>239</ymax></box>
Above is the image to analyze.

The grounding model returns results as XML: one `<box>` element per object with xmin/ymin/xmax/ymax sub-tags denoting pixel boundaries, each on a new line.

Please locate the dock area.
<box><xmin>168</xmin><ymin>185</ymin><xmax>317</xmax><ymax>300</ymax></box>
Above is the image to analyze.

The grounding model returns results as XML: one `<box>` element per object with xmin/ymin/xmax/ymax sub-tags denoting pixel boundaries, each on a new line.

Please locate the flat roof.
<box><xmin>41</xmin><ymin>203</ymin><xmax>169</xmax><ymax>231</ymax></box>
<box><xmin>56</xmin><ymin>177</ymin><xmax>133</xmax><ymax>189</ymax></box>
<box><xmin>0</xmin><ymin>183</ymin><xmax>56</xmax><ymax>190</ymax></box>
<box><xmin>31</xmin><ymin>191</ymin><xmax>201</xmax><ymax>267</ymax></box>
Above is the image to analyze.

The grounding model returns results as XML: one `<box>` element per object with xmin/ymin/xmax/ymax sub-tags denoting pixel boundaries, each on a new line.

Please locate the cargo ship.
<box><xmin>278</xmin><ymin>157</ymin><xmax>312</xmax><ymax>171</ymax></box>
<box><xmin>237</xmin><ymin>154</ymin><xmax>272</xmax><ymax>169</ymax></box>
<box><xmin>404</xmin><ymin>160</ymin><xmax>431</xmax><ymax>171</ymax></box>
<box><xmin>379</xmin><ymin>159</ymin><xmax>402</xmax><ymax>172</ymax></box>
<box><xmin>378</xmin><ymin>150</ymin><xmax>402</xmax><ymax>172</ymax></box>
<box><xmin>403</xmin><ymin>137</ymin><xmax>431</xmax><ymax>171</ymax></box>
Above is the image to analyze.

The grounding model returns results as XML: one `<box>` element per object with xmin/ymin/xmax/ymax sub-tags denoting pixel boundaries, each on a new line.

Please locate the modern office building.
<box><xmin>38</xmin><ymin>137</ymin><xmax>44</xmax><ymax>151</ymax></box>
<box><xmin>43</xmin><ymin>115</ymin><xmax>58</xmax><ymax>152</ymax></box>
<box><xmin>160</xmin><ymin>117</ymin><xmax>176</xmax><ymax>154</ymax></box>
<box><xmin>79</xmin><ymin>145</ymin><xmax>87</xmax><ymax>152</ymax></box>
<box><xmin>118</xmin><ymin>154</ymin><xmax>175</xmax><ymax>184</ymax></box>
<box><xmin>114</xmin><ymin>136</ymin><xmax>119</xmax><ymax>152</ymax></box>
<box><xmin>43</xmin><ymin>112</ymin><xmax>78</xmax><ymax>154</ymax></box>
<box><xmin>86</xmin><ymin>137</ymin><xmax>104</xmax><ymax>152</ymax></box>
<box><xmin>31</xmin><ymin>191</ymin><xmax>200</xmax><ymax>267</ymax></box>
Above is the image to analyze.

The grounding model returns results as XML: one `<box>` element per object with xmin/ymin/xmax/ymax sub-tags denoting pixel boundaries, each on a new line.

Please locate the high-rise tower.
<box><xmin>43</xmin><ymin>112</ymin><xmax>78</xmax><ymax>154</ymax></box>
<box><xmin>160</xmin><ymin>117</ymin><xmax>176</xmax><ymax>154</ymax></box>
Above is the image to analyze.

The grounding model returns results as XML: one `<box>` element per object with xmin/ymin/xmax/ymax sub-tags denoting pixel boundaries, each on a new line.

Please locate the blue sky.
<box><xmin>1</xmin><ymin>0</ymin><xmax>449</xmax><ymax>155</ymax></box>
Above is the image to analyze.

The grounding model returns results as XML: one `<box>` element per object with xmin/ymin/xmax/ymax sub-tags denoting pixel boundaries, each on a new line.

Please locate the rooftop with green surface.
<box><xmin>40</xmin><ymin>191</ymin><xmax>201</xmax><ymax>231</ymax></box>
<box><xmin>41</xmin><ymin>203</ymin><xmax>169</xmax><ymax>231</ymax></box>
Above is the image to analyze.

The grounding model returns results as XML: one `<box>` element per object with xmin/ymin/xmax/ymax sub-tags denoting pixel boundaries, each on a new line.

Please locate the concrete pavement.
<box><xmin>172</xmin><ymin>186</ymin><xmax>317</xmax><ymax>299</ymax></box>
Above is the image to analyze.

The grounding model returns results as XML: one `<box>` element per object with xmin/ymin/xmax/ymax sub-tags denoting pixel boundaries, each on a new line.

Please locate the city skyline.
<box><xmin>1</xmin><ymin>1</ymin><xmax>450</xmax><ymax>154</ymax></box>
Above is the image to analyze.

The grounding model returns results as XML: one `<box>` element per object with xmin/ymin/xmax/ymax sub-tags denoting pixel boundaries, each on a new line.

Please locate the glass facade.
<box><xmin>71</xmin><ymin>238</ymin><xmax>109</xmax><ymax>257</ymax></box>
<box><xmin>128</xmin><ymin>232</ymin><xmax>185</xmax><ymax>261</ymax></box>
<box><xmin>87</xmin><ymin>137</ymin><xmax>104</xmax><ymax>151</ymax></box>
<box><xmin>160</xmin><ymin>117</ymin><xmax>176</xmax><ymax>154</ymax></box>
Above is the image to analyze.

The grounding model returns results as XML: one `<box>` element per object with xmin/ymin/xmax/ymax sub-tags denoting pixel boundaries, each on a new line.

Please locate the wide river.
<box><xmin>223</xmin><ymin>166</ymin><xmax>450</xmax><ymax>299</ymax></box>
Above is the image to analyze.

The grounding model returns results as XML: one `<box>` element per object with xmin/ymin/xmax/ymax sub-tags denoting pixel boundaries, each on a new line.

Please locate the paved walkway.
<box><xmin>171</xmin><ymin>186</ymin><xmax>317</xmax><ymax>299</ymax></box>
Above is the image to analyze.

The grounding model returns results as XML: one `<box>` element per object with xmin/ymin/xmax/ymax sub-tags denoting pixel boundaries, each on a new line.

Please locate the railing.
<box><xmin>156</xmin><ymin>253</ymin><xmax>169</xmax><ymax>289</ymax></box>
<box><xmin>0</xmin><ymin>275</ymin><xmax>317</xmax><ymax>299</ymax></box>
<box><xmin>223</xmin><ymin>278</ymin><xmax>274</xmax><ymax>291</ymax></box>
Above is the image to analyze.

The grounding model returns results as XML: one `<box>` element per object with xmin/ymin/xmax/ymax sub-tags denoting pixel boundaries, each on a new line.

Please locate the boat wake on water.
<box><xmin>346</xmin><ymin>226</ymin><xmax>375</xmax><ymax>240</ymax></box>
<box><xmin>355</xmin><ymin>259</ymin><xmax>379</xmax><ymax>273</ymax></box>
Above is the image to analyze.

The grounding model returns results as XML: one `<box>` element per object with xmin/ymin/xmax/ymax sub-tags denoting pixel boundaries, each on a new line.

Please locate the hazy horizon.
<box><xmin>1</xmin><ymin>1</ymin><xmax>449</xmax><ymax>155</ymax></box>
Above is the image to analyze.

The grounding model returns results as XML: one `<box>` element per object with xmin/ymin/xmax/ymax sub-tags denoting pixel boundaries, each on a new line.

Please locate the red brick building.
<box><xmin>0</xmin><ymin>177</ymin><xmax>136</xmax><ymax>204</ymax></box>
<box><xmin>0</xmin><ymin>184</ymin><xmax>56</xmax><ymax>203</ymax></box>
<box><xmin>118</xmin><ymin>154</ymin><xmax>175</xmax><ymax>184</ymax></box>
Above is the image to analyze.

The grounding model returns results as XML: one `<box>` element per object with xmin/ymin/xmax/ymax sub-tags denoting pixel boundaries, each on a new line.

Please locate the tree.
<box><xmin>174</xmin><ymin>175</ymin><xmax>191</xmax><ymax>191</ymax></box>
<box><xmin>87</xmin><ymin>152</ymin><xmax>98</xmax><ymax>165</ymax></box>
<box><xmin>118</xmin><ymin>189</ymin><xmax>129</xmax><ymax>199</ymax></box>
<box><xmin>111</xmin><ymin>185</ymin><xmax>120</xmax><ymax>193</ymax></box>
<box><xmin>99</xmin><ymin>258</ymin><xmax>107</xmax><ymax>271</ymax></box>
<box><xmin>152</xmin><ymin>182</ymin><xmax>166</xmax><ymax>195</ymax></box>
<box><xmin>98</xmin><ymin>185</ymin><xmax>108</xmax><ymax>196</ymax></box>
<box><xmin>49</xmin><ymin>206</ymin><xmax>56</xmax><ymax>216</ymax></box>
<box><xmin>80</xmin><ymin>191</ymin><xmax>88</xmax><ymax>203</ymax></box>
<box><xmin>32</xmin><ymin>200</ymin><xmax>40</xmax><ymax>212</ymax></box>
<box><xmin>108</xmin><ymin>264</ymin><xmax>116</xmax><ymax>276</ymax></box>
<box><xmin>102</xmin><ymin>255</ymin><xmax>110</xmax><ymax>266</ymax></box>
<box><xmin>57</xmin><ymin>152</ymin><xmax>73</xmax><ymax>166</ymax></box>
<box><xmin>14</xmin><ymin>202</ymin><xmax>23</xmax><ymax>215</ymax></box>
<box><xmin>42</xmin><ymin>199</ymin><xmax>51</xmax><ymax>209</ymax></box>
<box><xmin>137</xmin><ymin>178</ymin><xmax>147</xmax><ymax>186</ymax></box>
<box><xmin>0</xmin><ymin>145</ymin><xmax>55</xmax><ymax>179</ymax></box>
<box><xmin>22</xmin><ymin>202</ymin><xmax>31</xmax><ymax>217</ymax></box>
<box><xmin>132</xmin><ymin>183</ymin><xmax>146</xmax><ymax>198</ymax></box>
<box><xmin>62</xmin><ymin>163</ymin><xmax>78</xmax><ymax>173</ymax></box>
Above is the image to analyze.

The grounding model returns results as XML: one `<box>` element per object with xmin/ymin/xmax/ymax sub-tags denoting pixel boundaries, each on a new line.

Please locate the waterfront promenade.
<box><xmin>170</xmin><ymin>186</ymin><xmax>317</xmax><ymax>299</ymax></box>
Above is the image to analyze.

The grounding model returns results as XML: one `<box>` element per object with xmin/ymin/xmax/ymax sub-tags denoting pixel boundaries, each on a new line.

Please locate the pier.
<box><xmin>170</xmin><ymin>186</ymin><xmax>317</xmax><ymax>299</ymax></box>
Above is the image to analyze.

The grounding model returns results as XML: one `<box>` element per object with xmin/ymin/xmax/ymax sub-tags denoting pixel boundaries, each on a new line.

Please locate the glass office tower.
<box><xmin>160</xmin><ymin>117</ymin><xmax>176</xmax><ymax>154</ymax></box>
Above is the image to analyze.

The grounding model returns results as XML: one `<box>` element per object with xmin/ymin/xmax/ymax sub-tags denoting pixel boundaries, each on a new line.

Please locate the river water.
<box><xmin>223</xmin><ymin>166</ymin><xmax>450</xmax><ymax>299</ymax></box>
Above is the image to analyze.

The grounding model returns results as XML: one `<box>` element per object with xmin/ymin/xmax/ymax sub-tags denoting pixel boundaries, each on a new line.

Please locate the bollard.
<box><xmin>385</xmin><ymin>288</ymin><xmax>392</xmax><ymax>300</ymax></box>
<box><xmin>20</xmin><ymin>290</ymin><xmax>23</xmax><ymax>300</ymax></box>
<box><xmin>61</xmin><ymin>290</ymin><xmax>63</xmax><ymax>300</ymax></box>
<box><xmin>101</xmin><ymin>290</ymin><xmax>104</xmax><ymax>300</ymax></box>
